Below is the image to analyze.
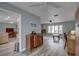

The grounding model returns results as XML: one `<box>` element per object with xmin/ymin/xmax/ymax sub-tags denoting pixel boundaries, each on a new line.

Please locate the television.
<box><xmin>6</xmin><ymin>28</ymin><xmax>14</xmax><ymax>33</ymax></box>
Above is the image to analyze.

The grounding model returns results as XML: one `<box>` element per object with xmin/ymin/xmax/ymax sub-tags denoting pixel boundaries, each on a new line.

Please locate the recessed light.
<box><xmin>7</xmin><ymin>16</ymin><xmax>10</xmax><ymax>19</ymax></box>
<box><xmin>5</xmin><ymin>16</ymin><xmax>11</xmax><ymax>20</ymax></box>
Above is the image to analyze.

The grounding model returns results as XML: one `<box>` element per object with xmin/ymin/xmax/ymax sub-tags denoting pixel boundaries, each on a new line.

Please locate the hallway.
<box><xmin>41</xmin><ymin>35</ymin><xmax>67</xmax><ymax>56</ymax></box>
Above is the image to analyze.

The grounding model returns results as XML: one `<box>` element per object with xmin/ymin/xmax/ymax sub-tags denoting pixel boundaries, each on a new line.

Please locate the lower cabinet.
<box><xmin>26</xmin><ymin>34</ymin><xmax>43</xmax><ymax>51</ymax></box>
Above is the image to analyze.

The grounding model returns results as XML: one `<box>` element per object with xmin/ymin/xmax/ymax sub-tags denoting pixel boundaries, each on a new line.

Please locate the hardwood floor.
<box><xmin>0</xmin><ymin>35</ymin><xmax>68</xmax><ymax>56</ymax></box>
<box><xmin>0</xmin><ymin>38</ymin><xmax>19</xmax><ymax>56</ymax></box>
<box><xmin>28</xmin><ymin>35</ymin><xmax>68</xmax><ymax>56</ymax></box>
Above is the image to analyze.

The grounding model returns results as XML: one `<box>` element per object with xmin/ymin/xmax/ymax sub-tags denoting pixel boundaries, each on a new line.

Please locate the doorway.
<box><xmin>0</xmin><ymin>8</ymin><xmax>21</xmax><ymax>55</ymax></box>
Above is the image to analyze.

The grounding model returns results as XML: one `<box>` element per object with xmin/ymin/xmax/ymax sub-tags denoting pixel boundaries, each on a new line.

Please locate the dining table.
<box><xmin>52</xmin><ymin>34</ymin><xmax>62</xmax><ymax>43</ymax></box>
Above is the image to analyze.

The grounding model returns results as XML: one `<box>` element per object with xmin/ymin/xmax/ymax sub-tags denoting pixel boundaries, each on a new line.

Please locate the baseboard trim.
<box><xmin>19</xmin><ymin>48</ymin><xmax>26</xmax><ymax>52</ymax></box>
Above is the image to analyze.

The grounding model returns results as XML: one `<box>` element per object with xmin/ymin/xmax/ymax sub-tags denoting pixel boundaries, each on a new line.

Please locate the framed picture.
<box><xmin>29</xmin><ymin>21</ymin><xmax>37</xmax><ymax>27</ymax></box>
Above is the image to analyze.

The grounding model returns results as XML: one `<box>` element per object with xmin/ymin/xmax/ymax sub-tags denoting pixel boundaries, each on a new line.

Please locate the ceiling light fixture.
<box><xmin>49</xmin><ymin>20</ymin><xmax>52</xmax><ymax>24</ymax></box>
<box><xmin>49</xmin><ymin>20</ymin><xmax>52</xmax><ymax>23</ymax></box>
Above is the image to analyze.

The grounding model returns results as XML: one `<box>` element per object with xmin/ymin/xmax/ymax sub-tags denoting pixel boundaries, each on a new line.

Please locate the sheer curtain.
<box><xmin>48</xmin><ymin>25</ymin><xmax>63</xmax><ymax>34</ymax></box>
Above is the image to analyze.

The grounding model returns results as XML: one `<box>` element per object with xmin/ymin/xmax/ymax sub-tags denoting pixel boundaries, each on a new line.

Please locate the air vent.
<box><xmin>54</xmin><ymin>14</ymin><xmax>58</xmax><ymax>17</ymax></box>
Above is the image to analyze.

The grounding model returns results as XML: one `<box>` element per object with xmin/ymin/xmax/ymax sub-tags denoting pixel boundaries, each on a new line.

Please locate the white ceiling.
<box><xmin>9</xmin><ymin>2</ymin><xmax>46</xmax><ymax>17</ymax></box>
<box><xmin>8</xmin><ymin>2</ymin><xmax>79</xmax><ymax>23</ymax></box>
<box><xmin>0</xmin><ymin>9</ymin><xmax>19</xmax><ymax>23</ymax></box>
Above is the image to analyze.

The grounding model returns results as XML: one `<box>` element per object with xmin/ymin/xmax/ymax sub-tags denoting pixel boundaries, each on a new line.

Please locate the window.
<box><xmin>59</xmin><ymin>25</ymin><xmax>63</xmax><ymax>34</ymax></box>
<box><xmin>48</xmin><ymin>26</ymin><xmax>52</xmax><ymax>33</ymax></box>
<box><xmin>48</xmin><ymin>25</ymin><xmax>63</xmax><ymax>34</ymax></box>
<box><xmin>52</xmin><ymin>26</ymin><xmax>54</xmax><ymax>33</ymax></box>
<box><xmin>54</xmin><ymin>25</ymin><xmax>58</xmax><ymax>34</ymax></box>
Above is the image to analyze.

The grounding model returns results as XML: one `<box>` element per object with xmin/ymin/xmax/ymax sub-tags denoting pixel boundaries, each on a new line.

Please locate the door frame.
<box><xmin>0</xmin><ymin>8</ymin><xmax>22</xmax><ymax>52</ymax></box>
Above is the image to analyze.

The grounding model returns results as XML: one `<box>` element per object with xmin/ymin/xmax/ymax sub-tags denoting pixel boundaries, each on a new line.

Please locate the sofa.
<box><xmin>0</xmin><ymin>33</ymin><xmax>9</xmax><ymax>44</ymax></box>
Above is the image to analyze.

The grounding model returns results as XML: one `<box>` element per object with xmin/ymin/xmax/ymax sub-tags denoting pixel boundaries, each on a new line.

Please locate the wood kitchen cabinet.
<box><xmin>26</xmin><ymin>33</ymin><xmax>43</xmax><ymax>51</ymax></box>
